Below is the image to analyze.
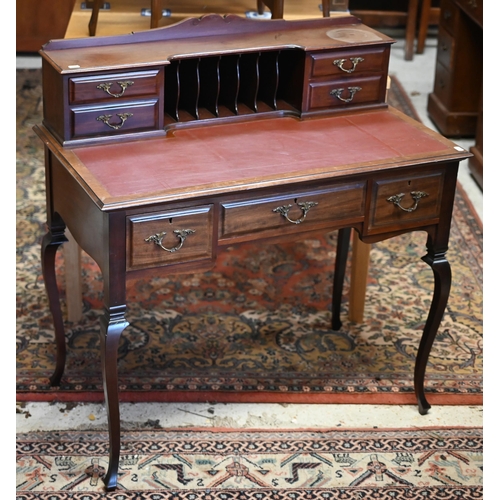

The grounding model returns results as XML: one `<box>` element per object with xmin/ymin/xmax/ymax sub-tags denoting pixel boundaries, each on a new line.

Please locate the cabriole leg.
<box><xmin>101</xmin><ymin>305</ymin><xmax>129</xmax><ymax>491</ymax></box>
<box><xmin>415</xmin><ymin>249</ymin><xmax>452</xmax><ymax>415</ymax></box>
<box><xmin>41</xmin><ymin>228</ymin><xmax>68</xmax><ymax>386</ymax></box>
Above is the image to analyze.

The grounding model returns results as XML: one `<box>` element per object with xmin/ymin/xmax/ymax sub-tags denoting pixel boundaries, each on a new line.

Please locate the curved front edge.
<box><xmin>100</xmin><ymin>305</ymin><xmax>129</xmax><ymax>491</ymax></box>
<box><xmin>415</xmin><ymin>242</ymin><xmax>452</xmax><ymax>415</ymax></box>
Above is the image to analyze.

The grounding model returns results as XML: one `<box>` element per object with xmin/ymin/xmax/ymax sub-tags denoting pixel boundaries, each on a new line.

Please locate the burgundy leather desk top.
<box><xmin>70</xmin><ymin>108</ymin><xmax>461</xmax><ymax>208</ymax></box>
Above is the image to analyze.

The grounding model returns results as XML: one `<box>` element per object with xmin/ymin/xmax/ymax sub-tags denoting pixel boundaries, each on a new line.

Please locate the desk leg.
<box><xmin>101</xmin><ymin>305</ymin><xmax>129</xmax><ymax>491</ymax></box>
<box><xmin>416</xmin><ymin>247</ymin><xmax>451</xmax><ymax>415</ymax></box>
<box><xmin>331</xmin><ymin>227</ymin><xmax>351</xmax><ymax>330</ymax></box>
<box><xmin>41</xmin><ymin>226</ymin><xmax>68</xmax><ymax>386</ymax></box>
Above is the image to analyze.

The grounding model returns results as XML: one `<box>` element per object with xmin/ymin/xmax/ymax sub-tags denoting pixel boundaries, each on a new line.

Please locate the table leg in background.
<box><xmin>349</xmin><ymin>233</ymin><xmax>370</xmax><ymax>323</ymax></box>
<box><xmin>64</xmin><ymin>231</ymin><xmax>82</xmax><ymax>323</ymax></box>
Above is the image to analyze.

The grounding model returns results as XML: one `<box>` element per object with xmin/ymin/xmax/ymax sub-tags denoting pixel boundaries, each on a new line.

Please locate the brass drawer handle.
<box><xmin>145</xmin><ymin>229</ymin><xmax>195</xmax><ymax>253</ymax></box>
<box><xmin>333</xmin><ymin>57</ymin><xmax>364</xmax><ymax>73</ymax></box>
<box><xmin>329</xmin><ymin>86</ymin><xmax>362</xmax><ymax>103</ymax></box>
<box><xmin>273</xmin><ymin>201</ymin><xmax>318</xmax><ymax>224</ymax></box>
<box><xmin>96</xmin><ymin>112</ymin><xmax>133</xmax><ymax>130</ymax></box>
<box><xmin>387</xmin><ymin>191</ymin><xmax>429</xmax><ymax>213</ymax></box>
<box><xmin>96</xmin><ymin>80</ymin><xmax>134</xmax><ymax>98</ymax></box>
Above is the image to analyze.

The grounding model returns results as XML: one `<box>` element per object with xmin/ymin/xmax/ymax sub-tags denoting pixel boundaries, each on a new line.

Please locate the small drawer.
<box><xmin>70</xmin><ymin>100</ymin><xmax>160</xmax><ymax>139</ymax></box>
<box><xmin>127</xmin><ymin>205</ymin><xmax>214</xmax><ymax>270</ymax></box>
<box><xmin>436</xmin><ymin>28</ymin><xmax>454</xmax><ymax>70</ymax></box>
<box><xmin>367</xmin><ymin>172</ymin><xmax>445</xmax><ymax>234</ymax></box>
<box><xmin>309</xmin><ymin>47</ymin><xmax>388</xmax><ymax>78</ymax></box>
<box><xmin>308</xmin><ymin>75</ymin><xmax>386</xmax><ymax>110</ymax></box>
<box><xmin>220</xmin><ymin>182</ymin><xmax>365</xmax><ymax>240</ymax></box>
<box><xmin>69</xmin><ymin>70</ymin><xmax>162</xmax><ymax>105</ymax></box>
<box><xmin>439</xmin><ymin>0</ymin><xmax>459</xmax><ymax>36</ymax></box>
<box><xmin>432</xmin><ymin>62</ymin><xmax>452</xmax><ymax>107</ymax></box>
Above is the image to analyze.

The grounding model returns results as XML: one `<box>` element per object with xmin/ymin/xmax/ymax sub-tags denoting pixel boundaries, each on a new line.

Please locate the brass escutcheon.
<box><xmin>273</xmin><ymin>201</ymin><xmax>318</xmax><ymax>224</ymax></box>
<box><xmin>96</xmin><ymin>80</ymin><xmax>134</xmax><ymax>98</ymax></box>
<box><xmin>145</xmin><ymin>228</ymin><xmax>195</xmax><ymax>253</ymax></box>
<box><xmin>386</xmin><ymin>191</ymin><xmax>429</xmax><ymax>213</ymax></box>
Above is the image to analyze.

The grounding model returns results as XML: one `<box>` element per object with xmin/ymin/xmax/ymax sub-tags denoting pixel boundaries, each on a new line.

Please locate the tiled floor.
<box><xmin>16</xmin><ymin>28</ymin><xmax>483</xmax><ymax>433</ymax></box>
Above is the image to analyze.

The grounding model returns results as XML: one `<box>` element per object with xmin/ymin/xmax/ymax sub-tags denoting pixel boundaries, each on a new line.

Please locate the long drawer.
<box><xmin>220</xmin><ymin>182</ymin><xmax>365</xmax><ymax>240</ymax></box>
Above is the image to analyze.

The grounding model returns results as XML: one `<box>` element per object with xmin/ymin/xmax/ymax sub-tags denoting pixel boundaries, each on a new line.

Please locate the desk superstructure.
<box><xmin>40</xmin><ymin>14</ymin><xmax>392</xmax><ymax>146</ymax></box>
<box><xmin>36</xmin><ymin>14</ymin><xmax>470</xmax><ymax>491</ymax></box>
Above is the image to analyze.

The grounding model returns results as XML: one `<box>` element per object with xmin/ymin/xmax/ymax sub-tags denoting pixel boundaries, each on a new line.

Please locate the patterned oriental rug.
<box><xmin>16</xmin><ymin>427</ymin><xmax>483</xmax><ymax>498</ymax></box>
<box><xmin>16</xmin><ymin>69</ymin><xmax>483</xmax><ymax>405</ymax></box>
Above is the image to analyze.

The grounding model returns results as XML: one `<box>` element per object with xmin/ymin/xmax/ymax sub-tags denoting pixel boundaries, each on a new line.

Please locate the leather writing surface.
<box><xmin>73</xmin><ymin>110</ymin><xmax>450</xmax><ymax>200</ymax></box>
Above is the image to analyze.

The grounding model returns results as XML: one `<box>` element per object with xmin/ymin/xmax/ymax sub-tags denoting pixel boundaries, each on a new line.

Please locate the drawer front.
<box><xmin>367</xmin><ymin>172</ymin><xmax>445</xmax><ymax>233</ymax></box>
<box><xmin>69</xmin><ymin>70</ymin><xmax>162</xmax><ymax>105</ymax></box>
<box><xmin>70</xmin><ymin>100</ymin><xmax>159</xmax><ymax>139</ymax></box>
<box><xmin>440</xmin><ymin>0</ymin><xmax>459</xmax><ymax>35</ymax></box>
<box><xmin>308</xmin><ymin>75</ymin><xmax>385</xmax><ymax>110</ymax></box>
<box><xmin>127</xmin><ymin>205</ymin><xmax>214</xmax><ymax>270</ymax></box>
<box><xmin>436</xmin><ymin>28</ymin><xmax>454</xmax><ymax>70</ymax></box>
<box><xmin>432</xmin><ymin>62</ymin><xmax>452</xmax><ymax>107</ymax></box>
<box><xmin>455</xmin><ymin>0</ymin><xmax>482</xmax><ymax>26</ymax></box>
<box><xmin>220</xmin><ymin>182</ymin><xmax>365</xmax><ymax>240</ymax></box>
<box><xmin>309</xmin><ymin>47</ymin><xmax>388</xmax><ymax>78</ymax></box>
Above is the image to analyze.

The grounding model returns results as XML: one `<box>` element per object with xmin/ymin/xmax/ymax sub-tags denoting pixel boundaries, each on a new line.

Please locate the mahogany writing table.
<box><xmin>35</xmin><ymin>107</ymin><xmax>469</xmax><ymax>490</ymax></box>
<box><xmin>35</xmin><ymin>14</ymin><xmax>470</xmax><ymax>490</ymax></box>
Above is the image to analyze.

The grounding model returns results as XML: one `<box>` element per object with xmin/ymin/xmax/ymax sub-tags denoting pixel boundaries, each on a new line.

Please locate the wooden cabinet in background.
<box><xmin>427</xmin><ymin>0</ymin><xmax>483</xmax><ymax>187</ymax></box>
<box><xmin>427</xmin><ymin>0</ymin><xmax>482</xmax><ymax>137</ymax></box>
<box><xmin>427</xmin><ymin>0</ymin><xmax>483</xmax><ymax>188</ymax></box>
<box><xmin>469</xmin><ymin>87</ymin><xmax>483</xmax><ymax>189</ymax></box>
<box><xmin>16</xmin><ymin>0</ymin><xmax>75</xmax><ymax>53</ymax></box>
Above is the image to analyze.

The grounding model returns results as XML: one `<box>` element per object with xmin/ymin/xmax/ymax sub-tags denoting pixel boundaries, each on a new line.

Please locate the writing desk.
<box><xmin>35</xmin><ymin>14</ymin><xmax>470</xmax><ymax>490</ymax></box>
<box><xmin>35</xmin><ymin>107</ymin><xmax>469</xmax><ymax>489</ymax></box>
